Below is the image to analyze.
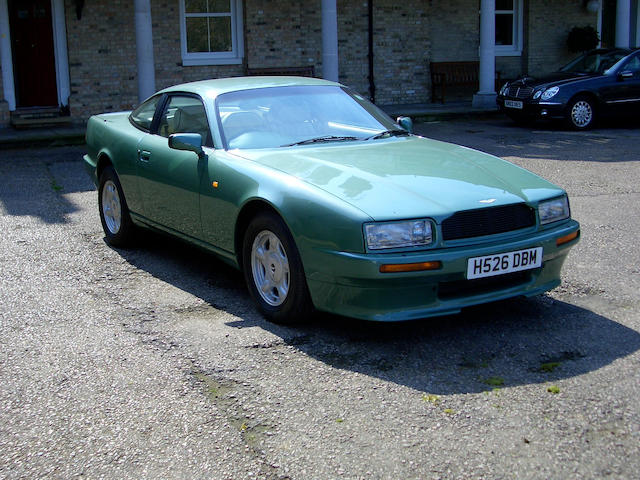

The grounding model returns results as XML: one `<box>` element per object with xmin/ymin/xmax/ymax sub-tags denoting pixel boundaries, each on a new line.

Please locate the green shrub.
<box><xmin>567</xmin><ymin>26</ymin><xmax>600</xmax><ymax>53</ymax></box>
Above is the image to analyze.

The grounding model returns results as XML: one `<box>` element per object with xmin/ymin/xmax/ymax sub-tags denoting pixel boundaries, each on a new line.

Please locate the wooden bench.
<box><xmin>245</xmin><ymin>65</ymin><xmax>315</xmax><ymax>77</ymax></box>
<box><xmin>430</xmin><ymin>61</ymin><xmax>500</xmax><ymax>104</ymax></box>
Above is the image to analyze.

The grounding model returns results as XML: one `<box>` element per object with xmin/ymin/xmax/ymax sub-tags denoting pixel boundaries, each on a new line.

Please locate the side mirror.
<box><xmin>618</xmin><ymin>71</ymin><xmax>634</xmax><ymax>80</ymax></box>
<box><xmin>169</xmin><ymin>133</ymin><xmax>204</xmax><ymax>156</ymax></box>
<box><xmin>396</xmin><ymin>116</ymin><xmax>413</xmax><ymax>133</ymax></box>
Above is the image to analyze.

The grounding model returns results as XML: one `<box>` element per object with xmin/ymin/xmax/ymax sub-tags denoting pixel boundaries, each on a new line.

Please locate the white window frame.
<box><xmin>179</xmin><ymin>0</ymin><xmax>244</xmax><ymax>66</ymax></box>
<box><xmin>495</xmin><ymin>0</ymin><xmax>523</xmax><ymax>56</ymax></box>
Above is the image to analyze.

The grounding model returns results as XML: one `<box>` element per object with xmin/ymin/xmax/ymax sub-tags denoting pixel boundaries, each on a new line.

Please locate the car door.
<box><xmin>136</xmin><ymin>94</ymin><xmax>211</xmax><ymax>239</ymax></box>
<box><xmin>600</xmin><ymin>53</ymin><xmax>640</xmax><ymax>115</ymax></box>
<box><xmin>612</xmin><ymin>54</ymin><xmax>640</xmax><ymax>115</ymax></box>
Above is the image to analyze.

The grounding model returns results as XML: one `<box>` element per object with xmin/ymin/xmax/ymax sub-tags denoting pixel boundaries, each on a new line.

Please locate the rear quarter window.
<box><xmin>130</xmin><ymin>95</ymin><xmax>162</xmax><ymax>131</ymax></box>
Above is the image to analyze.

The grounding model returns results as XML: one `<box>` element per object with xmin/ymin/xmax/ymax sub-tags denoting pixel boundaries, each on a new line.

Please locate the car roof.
<box><xmin>588</xmin><ymin>47</ymin><xmax>635</xmax><ymax>55</ymax></box>
<box><xmin>158</xmin><ymin>76</ymin><xmax>341</xmax><ymax>100</ymax></box>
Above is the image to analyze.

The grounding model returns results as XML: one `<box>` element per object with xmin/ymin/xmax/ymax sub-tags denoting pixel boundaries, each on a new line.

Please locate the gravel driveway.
<box><xmin>1</xmin><ymin>116</ymin><xmax>638</xmax><ymax>479</ymax></box>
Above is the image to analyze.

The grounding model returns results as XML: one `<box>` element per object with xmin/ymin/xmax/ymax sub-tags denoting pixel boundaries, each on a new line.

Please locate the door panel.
<box><xmin>600</xmin><ymin>55</ymin><xmax>640</xmax><ymax>116</ymax></box>
<box><xmin>9</xmin><ymin>0</ymin><xmax>58</xmax><ymax>107</ymax></box>
<box><xmin>136</xmin><ymin>134</ymin><xmax>204</xmax><ymax>239</ymax></box>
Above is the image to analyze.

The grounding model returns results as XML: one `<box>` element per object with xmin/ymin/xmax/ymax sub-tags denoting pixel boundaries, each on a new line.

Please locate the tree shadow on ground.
<box><xmin>0</xmin><ymin>148</ymin><xmax>93</xmax><ymax>224</ymax></box>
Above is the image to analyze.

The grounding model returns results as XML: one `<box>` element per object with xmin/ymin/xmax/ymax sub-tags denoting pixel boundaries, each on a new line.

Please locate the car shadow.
<box><xmin>115</xmin><ymin>230</ymin><xmax>640</xmax><ymax>396</ymax></box>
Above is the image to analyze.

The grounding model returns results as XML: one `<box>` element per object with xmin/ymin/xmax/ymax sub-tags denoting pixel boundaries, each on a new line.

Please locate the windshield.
<box><xmin>560</xmin><ymin>50</ymin><xmax>628</xmax><ymax>74</ymax></box>
<box><xmin>216</xmin><ymin>85</ymin><xmax>398</xmax><ymax>149</ymax></box>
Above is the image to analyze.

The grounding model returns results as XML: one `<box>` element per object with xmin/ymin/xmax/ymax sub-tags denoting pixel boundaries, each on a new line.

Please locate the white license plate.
<box><xmin>504</xmin><ymin>100</ymin><xmax>523</xmax><ymax>109</ymax></box>
<box><xmin>466</xmin><ymin>247</ymin><xmax>542</xmax><ymax>280</ymax></box>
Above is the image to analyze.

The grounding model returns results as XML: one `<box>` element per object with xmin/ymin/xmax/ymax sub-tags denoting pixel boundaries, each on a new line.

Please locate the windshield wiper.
<box><xmin>364</xmin><ymin>129</ymin><xmax>411</xmax><ymax>141</ymax></box>
<box><xmin>282</xmin><ymin>135</ymin><xmax>359</xmax><ymax>147</ymax></box>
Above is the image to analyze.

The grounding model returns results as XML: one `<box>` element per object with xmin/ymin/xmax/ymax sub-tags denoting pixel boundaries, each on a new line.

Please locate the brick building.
<box><xmin>0</xmin><ymin>0</ymin><xmax>638</xmax><ymax>126</ymax></box>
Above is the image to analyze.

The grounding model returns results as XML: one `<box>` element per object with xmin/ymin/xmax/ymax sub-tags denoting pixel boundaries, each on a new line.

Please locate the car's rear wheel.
<box><xmin>566</xmin><ymin>96</ymin><xmax>596</xmax><ymax>130</ymax></box>
<box><xmin>98</xmin><ymin>166</ymin><xmax>135</xmax><ymax>247</ymax></box>
<box><xmin>242</xmin><ymin>211</ymin><xmax>313</xmax><ymax>324</ymax></box>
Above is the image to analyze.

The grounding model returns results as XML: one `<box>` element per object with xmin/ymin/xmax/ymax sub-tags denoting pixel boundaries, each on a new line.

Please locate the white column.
<box><xmin>321</xmin><ymin>0</ymin><xmax>339</xmax><ymax>82</ymax></box>
<box><xmin>135</xmin><ymin>0</ymin><xmax>156</xmax><ymax>102</ymax></box>
<box><xmin>473</xmin><ymin>0</ymin><xmax>496</xmax><ymax>108</ymax></box>
<box><xmin>636</xmin><ymin>1</ymin><xmax>640</xmax><ymax>47</ymax></box>
<box><xmin>52</xmin><ymin>0</ymin><xmax>70</xmax><ymax>108</ymax></box>
<box><xmin>615</xmin><ymin>0</ymin><xmax>631</xmax><ymax>48</ymax></box>
<box><xmin>0</xmin><ymin>0</ymin><xmax>15</xmax><ymax>110</ymax></box>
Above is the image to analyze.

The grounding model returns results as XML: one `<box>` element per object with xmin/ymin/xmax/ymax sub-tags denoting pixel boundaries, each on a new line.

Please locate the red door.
<box><xmin>9</xmin><ymin>0</ymin><xmax>58</xmax><ymax>108</ymax></box>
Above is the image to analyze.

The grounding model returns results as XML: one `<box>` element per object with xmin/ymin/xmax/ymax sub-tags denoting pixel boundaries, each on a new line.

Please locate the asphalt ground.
<box><xmin>0</xmin><ymin>116</ymin><xmax>638</xmax><ymax>479</ymax></box>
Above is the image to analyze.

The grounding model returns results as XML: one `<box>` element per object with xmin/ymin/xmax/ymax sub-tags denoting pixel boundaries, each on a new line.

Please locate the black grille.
<box><xmin>438</xmin><ymin>271</ymin><xmax>532</xmax><ymax>300</ymax></box>
<box><xmin>442</xmin><ymin>203</ymin><xmax>535</xmax><ymax>241</ymax></box>
<box><xmin>506</xmin><ymin>86</ymin><xmax>533</xmax><ymax>99</ymax></box>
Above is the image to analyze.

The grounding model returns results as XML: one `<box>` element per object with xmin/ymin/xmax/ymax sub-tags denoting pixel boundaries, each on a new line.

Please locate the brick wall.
<box><xmin>430</xmin><ymin>0</ymin><xmax>478</xmax><ymax>62</ymax></box>
<box><xmin>337</xmin><ymin>0</ymin><xmax>369</xmax><ymax>97</ymax></box>
<box><xmin>244</xmin><ymin>1</ymin><xmax>320</xmax><ymax>74</ymax></box>
<box><xmin>527</xmin><ymin>0</ymin><xmax>598</xmax><ymax>76</ymax></box>
<box><xmin>63</xmin><ymin>0</ymin><xmax>433</xmax><ymax>119</ymax></box>
<box><xmin>1</xmin><ymin>0</ymin><xmax>600</xmax><ymax>125</ymax></box>
<box><xmin>369</xmin><ymin>1</ymin><xmax>431</xmax><ymax>104</ymax></box>
<box><xmin>64</xmin><ymin>0</ymin><xmax>138</xmax><ymax>120</ymax></box>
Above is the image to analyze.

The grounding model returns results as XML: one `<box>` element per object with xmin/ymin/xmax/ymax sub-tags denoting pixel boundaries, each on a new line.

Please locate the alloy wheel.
<box><xmin>570</xmin><ymin>100</ymin><xmax>593</xmax><ymax>128</ymax></box>
<box><xmin>101</xmin><ymin>180</ymin><xmax>122</xmax><ymax>234</ymax></box>
<box><xmin>250</xmin><ymin>230</ymin><xmax>290</xmax><ymax>306</ymax></box>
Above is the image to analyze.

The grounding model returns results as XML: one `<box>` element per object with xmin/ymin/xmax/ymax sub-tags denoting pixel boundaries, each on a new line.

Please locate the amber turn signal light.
<box><xmin>556</xmin><ymin>230</ymin><xmax>579</xmax><ymax>246</ymax></box>
<box><xmin>380</xmin><ymin>261</ymin><xmax>442</xmax><ymax>273</ymax></box>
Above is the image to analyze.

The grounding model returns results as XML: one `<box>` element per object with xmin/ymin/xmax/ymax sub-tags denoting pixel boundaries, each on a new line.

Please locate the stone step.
<box><xmin>10</xmin><ymin>111</ymin><xmax>72</xmax><ymax>129</ymax></box>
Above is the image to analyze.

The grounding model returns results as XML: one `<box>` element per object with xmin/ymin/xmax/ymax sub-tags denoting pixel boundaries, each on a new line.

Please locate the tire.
<box><xmin>98</xmin><ymin>165</ymin><xmax>135</xmax><ymax>247</ymax></box>
<box><xmin>566</xmin><ymin>96</ymin><xmax>596</xmax><ymax>130</ymax></box>
<box><xmin>242</xmin><ymin>211</ymin><xmax>314</xmax><ymax>324</ymax></box>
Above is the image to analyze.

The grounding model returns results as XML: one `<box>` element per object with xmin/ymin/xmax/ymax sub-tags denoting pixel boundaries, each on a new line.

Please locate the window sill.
<box><xmin>495</xmin><ymin>47</ymin><xmax>522</xmax><ymax>57</ymax></box>
<box><xmin>182</xmin><ymin>57</ymin><xmax>243</xmax><ymax>66</ymax></box>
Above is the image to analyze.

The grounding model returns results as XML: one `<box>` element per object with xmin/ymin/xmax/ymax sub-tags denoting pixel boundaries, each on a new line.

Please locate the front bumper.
<box><xmin>497</xmin><ymin>96</ymin><xmax>566</xmax><ymax>120</ymax></box>
<box><xmin>304</xmin><ymin>220</ymin><xmax>580</xmax><ymax>321</ymax></box>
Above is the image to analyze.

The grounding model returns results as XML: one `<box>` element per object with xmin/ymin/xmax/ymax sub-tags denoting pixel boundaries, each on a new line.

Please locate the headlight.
<box><xmin>365</xmin><ymin>220</ymin><xmax>433</xmax><ymax>250</ymax></box>
<box><xmin>499</xmin><ymin>83</ymin><xmax>509</xmax><ymax>96</ymax></box>
<box><xmin>541</xmin><ymin>86</ymin><xmax>559</xmax><ymax>101</ymax></box>
<box><xmin>538</xmin><ymin>196</ymin><xmax>570</xmax><ymax>225</ymax></box>
<box><xmin>533</xmin><ymin>90</ymin><xmax>542</xmax><ymax>100</ymax></box>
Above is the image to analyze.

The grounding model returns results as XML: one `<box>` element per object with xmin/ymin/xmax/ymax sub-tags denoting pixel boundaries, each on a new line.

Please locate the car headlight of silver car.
<box><xmin>533</xmin><ymin>90</ymin><xmax>542</xmax><ymax>100</ymax></box>
<box><xmin>365</xmin><ymin>220</ymin><xmax>433</xmax><ymax>250</ymax></box>
<box><xmin>538</xmin><ymin>196</ymin><xmax>570</xmax><ymax>225</ymax></box>
<box><xmin>499</xmin><ymin>83</ymin><xmax>509</xmax><ymax>96</ymax></box>
<box><xmin>540</xmin><ymin>86</ymin><xmax>560</xmax><ymax>101</ymax></box>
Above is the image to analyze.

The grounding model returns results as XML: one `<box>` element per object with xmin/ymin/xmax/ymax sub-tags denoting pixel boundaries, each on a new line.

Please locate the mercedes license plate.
<box><xmin>466</xmin><ymin>247</ymin><xmax>542</xmax><ymax>280</ymax></box>
<box><xmin>504</xmin><ymin>100</ymin><xmax>523</xmax><ymax>109</ymax></box>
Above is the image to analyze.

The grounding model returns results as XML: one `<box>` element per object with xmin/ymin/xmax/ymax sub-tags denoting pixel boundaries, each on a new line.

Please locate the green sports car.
<box><xmin>83</xmin><ymin>77</ymin><xmax>580</xmax><ymax>324</ymax></box>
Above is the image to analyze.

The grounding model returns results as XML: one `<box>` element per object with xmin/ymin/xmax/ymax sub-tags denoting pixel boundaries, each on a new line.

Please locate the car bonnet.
<box><xmin>232</xmin><ymin>136</ymin><xmax>565</xmax><ymax>222</ymax></box>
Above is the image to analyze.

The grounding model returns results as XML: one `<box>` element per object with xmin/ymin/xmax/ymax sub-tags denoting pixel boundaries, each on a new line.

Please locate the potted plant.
<box><xmin>567</xmin><ymin>26</ymin><xmax>600</xmax><ymax>53</ymax></box>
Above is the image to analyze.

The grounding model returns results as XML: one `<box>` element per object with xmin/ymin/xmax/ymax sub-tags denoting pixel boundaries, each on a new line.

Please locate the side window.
<box><xmin>623</xmin><ymin>56</ymin><xmax>640</xmax><ymax>74</ymax></box>
<box><xmin>157</xmin><ymin>95</ymin><xmax>212</xmax><ymax>147</ymax></box>
<box><xmin>130</xmin><ymin>95</ymin><xmax>162</xmax><ymax>131</ymax></box>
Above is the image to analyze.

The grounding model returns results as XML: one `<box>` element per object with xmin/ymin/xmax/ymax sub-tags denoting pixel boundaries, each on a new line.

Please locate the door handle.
<box><xmin>138</xmin><ymin>150</ymin><xmax>151</xmax><ymax>162</ymax></box>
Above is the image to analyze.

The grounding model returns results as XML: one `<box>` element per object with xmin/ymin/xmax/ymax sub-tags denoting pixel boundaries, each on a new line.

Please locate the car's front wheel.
<box><xmin>566</xmin><ymin>96</ymin><xmax>596</xmax><ymax>130</ymax></box>
<box><xmin>98</xmin><ymin>165</ymin><xmax>135</xmax><ymax>247</ymax></box>
<box><xmin>242</xmin><ymin>212</ymin><xmax>313</xmax><ymax>324</ymax></box>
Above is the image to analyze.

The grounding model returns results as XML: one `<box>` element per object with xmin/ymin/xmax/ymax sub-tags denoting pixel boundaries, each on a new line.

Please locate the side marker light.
<box><xmin>556</xmin><ymin>230</ymin><xmax>579</xmax><ymax>246</ymax></box>
<box><xmin>380</xmin><ymin>261</ymin><xmax>442</xmax><ymax>273</ymax></box>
